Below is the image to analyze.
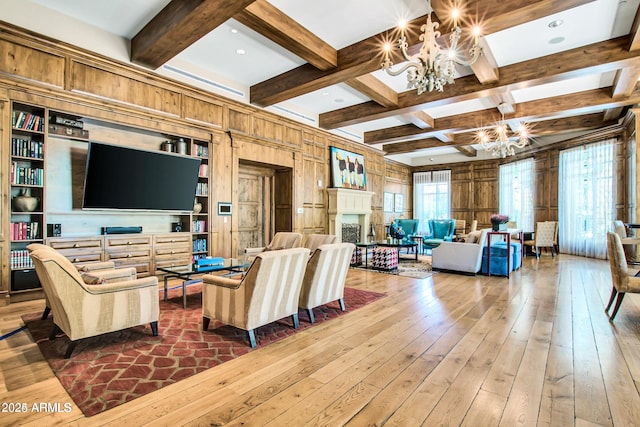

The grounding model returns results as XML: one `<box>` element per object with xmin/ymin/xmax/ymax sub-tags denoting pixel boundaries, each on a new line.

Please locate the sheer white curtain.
<box><xmin>414</xmin><ymin>170</ymin><xmax>451</xmax><ymax>235</ymax></box>
<box><xmin>499</xmin><ymin>158</ymin><xmax>534</xmax><ymax>232</ymax></box>
<box><xmin>559</xmin><ymin>139</ymin><xmax>616</xmax><ymax>259</ymax></box>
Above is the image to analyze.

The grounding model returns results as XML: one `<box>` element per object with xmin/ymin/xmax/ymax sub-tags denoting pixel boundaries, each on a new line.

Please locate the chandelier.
<box><xmin>477</xmin><ymin>104</ymin><xmax>530</xmax><ymax>158</ymax></box>
<box><xmin>381</xmin><ymin>0</ymin><xmax>482</xmax><ymax>94</ymax></box>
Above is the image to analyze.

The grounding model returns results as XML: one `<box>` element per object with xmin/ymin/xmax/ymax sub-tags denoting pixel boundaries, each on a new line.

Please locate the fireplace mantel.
<box><xmin>327</xmin><ymin>188</ymin><xmax>374</xmax><ymax>243</ymax></box>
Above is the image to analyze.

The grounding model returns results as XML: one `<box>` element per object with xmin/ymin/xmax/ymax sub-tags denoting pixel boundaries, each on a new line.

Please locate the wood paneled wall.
<box><xmin>0</xmin><ymin>22</ymin><xmax>412</xmax><ymax>298</ymax></box>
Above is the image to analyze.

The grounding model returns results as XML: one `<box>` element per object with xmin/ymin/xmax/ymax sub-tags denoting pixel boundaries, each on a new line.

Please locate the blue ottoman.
<box><xmin>481</xmin><ymin>242</ymin><xmax>521</xmax><ymax>276</ymax></box>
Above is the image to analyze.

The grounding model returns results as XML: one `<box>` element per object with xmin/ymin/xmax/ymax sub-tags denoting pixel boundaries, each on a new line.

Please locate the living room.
<box><xmin>2</xmin><ymin>1</ymin><xmax>640</xmax><ymax>425</ymax></box>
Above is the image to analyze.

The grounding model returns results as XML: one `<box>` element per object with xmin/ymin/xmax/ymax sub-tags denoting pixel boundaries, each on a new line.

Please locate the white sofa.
<box><xmin>432</xmin><ymin>229</ymin><xmax>489</xmax><ymax>274</ymax></box>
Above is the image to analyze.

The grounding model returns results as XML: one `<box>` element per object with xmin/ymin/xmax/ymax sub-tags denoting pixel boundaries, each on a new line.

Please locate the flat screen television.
<box><xmin>82</xmin><ymin>142</ymin><xmax>201</xmax><ymax>211</ymax></box>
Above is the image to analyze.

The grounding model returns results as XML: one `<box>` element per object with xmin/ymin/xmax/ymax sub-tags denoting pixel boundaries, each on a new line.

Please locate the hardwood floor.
<box><xmin>2</xmin><ymin>254</ymin><xmax>640</xmax><ymax>426</ymax></box>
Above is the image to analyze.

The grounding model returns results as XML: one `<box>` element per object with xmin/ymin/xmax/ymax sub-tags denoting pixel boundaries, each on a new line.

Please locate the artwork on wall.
<box><xmin>329</xmin><ymin>146</ymin><xmax>367</xmax><ymax>190</ymax></box>
<box><xmin>383</xmin><ymin>192</ymin><xmax>394</xmax><ymax>212</ymax></box>
<box><xmin>394</xmin><ymin>193</ymin><xmax>404</xmax><ymax>213</ymax></box>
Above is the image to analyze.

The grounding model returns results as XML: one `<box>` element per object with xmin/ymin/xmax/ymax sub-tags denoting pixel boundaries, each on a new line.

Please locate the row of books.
<box><xmin>198</xmin><ymin>164</ymin><xmax>209</xmax><ymax>177</ymax></box>
<box><xmin>10</xmin><ymin>250</ymin><xmax>34</xmax><ymax>270</ymax></box>
<box><xmin>192</xmin><ymin>220</ymin><xmax>207</xmax><ymax>233</ymax></box>
<box><xmin>192</xmin><ymin>143</ymin><xmax>209</xmax><ymax>158</ymax></box>
<box><xmin>10</xmin><ymin>221</ymin><xmax>40</xmax><ymax>241</ymax></box>
<box><xmin>11</xmin><ymin>138</ymin><xmax>44</xmax><ymax>159</ymax></box>
<box><xmin>193</xmin><ymin>238</ymin><xmax>207</xmax><ymax>253</ymax></box>
<box><xmin>196</xmin><ymin>182</ymin><xmax>209</xmax><ymax>196</ymax></box>
<box><xmin>192</xmin><ymin>253</ymin><xmax>209</xmax><ymax>263</ymax></box>
<box><xmin>12</xmin><ymin>111</ymin><xmax>44</xmax><ymax>132</ymax></box>
<box><xmin>10</xmin><ymin>162</ymin><xmax>44</xmax><ymax>185</ymax></box>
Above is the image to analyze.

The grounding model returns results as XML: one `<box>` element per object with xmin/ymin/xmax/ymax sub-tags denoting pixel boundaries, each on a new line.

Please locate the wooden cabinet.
<box><xmin>46</xmin><ymin>236</ymin><xmax>103</xmax><ymax>264</ymax></box>
<box><xmin>153</xmin><ymin>233</ymin><xmax>192</xmax><ymax>274</ymax></box>
<box><xmin>104</xmin><ymin>234</ymin><xmax>153</xmax><ymax>277</ymax></box>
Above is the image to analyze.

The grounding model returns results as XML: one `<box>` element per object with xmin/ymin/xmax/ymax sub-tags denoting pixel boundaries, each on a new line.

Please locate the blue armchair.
<box><xmin>423</xmin><ymin>219</ymin><xmax>456</xmax><ymax>251</ymax></box>
<box><xmin>392</xmin><ymin>219</ymin><xmax>419</xmax><ymax>245</ymax></box>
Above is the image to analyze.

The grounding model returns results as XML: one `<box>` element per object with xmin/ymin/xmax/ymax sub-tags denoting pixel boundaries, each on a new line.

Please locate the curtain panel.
<box><xmin>559</xmin><ymin>139</ymin><xmax>616</xmax><ymax>259</ymax></box>
<box><xmin>499</xmin><ymin>158</ymin><xmax>535</xmax><ymax>232</ymax></box>
<box><xmin>413</xmin><ymin>170</ymin><xmax>451</xmax><ymax>235</ymax></box>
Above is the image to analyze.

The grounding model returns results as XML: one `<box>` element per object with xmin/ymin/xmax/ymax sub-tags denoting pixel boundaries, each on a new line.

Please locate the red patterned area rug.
<box><xmin>21</xmin><ymin>285</ymin><xmax>385</xmax><ymax>417</ymax></box>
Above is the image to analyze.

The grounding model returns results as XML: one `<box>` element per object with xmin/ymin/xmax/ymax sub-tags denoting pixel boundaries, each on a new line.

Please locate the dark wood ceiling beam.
<box><xmin>603</xmin><ymin>107</ymin><xmax>624</xmax><ymax>121</ymax></box>
<box><xmin>383</xmin><ymin>113</ymin><xmax>614</xmax><ymax>155</ymax></box>
<box><xmin>366</xmin><ymin>86</ymin><xmax>640</xmax><ymax>144</ymax></box>
<box><xmin>250</xmin><ymin>0</ymin><xmax>592</xmax><ymax>107</ymax></box>
<box><xmin>131</xmin><ymin>0</ymin><xmax>256</xmax><ymax>69</ymax></box>
<box><xmin>322</xmin><ymin>36</ymin><xmax>640</xmax><ymax>129</ymax></box>
<box><xmin>403</xmin><ymin>111</ymin><xmax>435</xmax><ymax>129</ymax></box>
<box><xmin>628</xmin><ymin>2</ymin><xmax>640</xmax><ymax>51</ymax></box>
<box><xmin>234</xmin><ymin>0</ymin><xmax>337</xmax><ymax>70</ymax></box>
<box><xmin>470</xmin><ymin>38</ymin><xmax>500</xmax><ymax>84</ymax></box>
<box><xmin>345</xmin><ymin>75</ymin><xmax>397</xmax><ymax>107</ymax></box>
<box><xmin>454</xmin><ymin>145</ymin><xmax>478</xmax><ymax>157</ymax></box>
<box><xmin>611</xmin><ymin>65</ymin><xmax>640</xmax><ymax>99</ymax></box>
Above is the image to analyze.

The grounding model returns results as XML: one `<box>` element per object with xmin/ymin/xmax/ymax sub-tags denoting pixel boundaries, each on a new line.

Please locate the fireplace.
<box><xmin>327</xmin><ymin>188</ymin><xmax>374</xmax><ymax>243</ymax></box>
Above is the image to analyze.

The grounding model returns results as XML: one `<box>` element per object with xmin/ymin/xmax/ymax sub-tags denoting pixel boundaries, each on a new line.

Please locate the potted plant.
<box><xmin>490</xmin><ymin>214</ymin><xmax>509</xmax><ymax>231</ymax></box>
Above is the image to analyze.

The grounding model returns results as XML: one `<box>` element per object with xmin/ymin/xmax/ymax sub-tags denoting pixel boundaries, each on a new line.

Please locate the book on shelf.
<box><xmin>10</xmin><ymin>222</ymin><xmax>40</xmax><ymax>240</ymax></box>
<box><xmin>10</xmin><ymin>249</ymin><xmax>34</xmax><ymax>270</ymax></box>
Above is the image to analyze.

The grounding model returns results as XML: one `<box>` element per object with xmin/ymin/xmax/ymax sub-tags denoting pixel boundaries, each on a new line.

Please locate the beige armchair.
<box><xmin>606</xmin><ymin>232</ymin><xmax>640</xmax><ymax>320</ymax></box>
<box><xmin>299</xmin><ymin>243</ymin><xmax>355</xmax><ymax>323</ymax></box>
<box><xmin>244</xmin><ymin>232</ymin><xmax>303</xmax><ymax>263</ymax></box>
<box><xmin>202</xmin><ymin>247</ymin><xmax>310</xmax><ymax>348</ymax></box>
<box><xmin>27</xmin><ymin>245</ymin><xmax>159</xmax><ymax>358</ymax></box>
<box><xmin>27</xmin><ymin>243</ymin><xmax>137</xmax><ymax>320</ymax></box>
<box><xmin>613</xmin><ymin>220</ymin><xmax>640</xmax><ymax>262</ymax></box>
<box><xmin>301</xmin><ymin>233</ymin><xmax>338</xmax><ymax>254</ymax></box>
<box><xmin>523</xmin><ymin>221</ymin><xmax>557</xmax><ymax>258</ymax></box>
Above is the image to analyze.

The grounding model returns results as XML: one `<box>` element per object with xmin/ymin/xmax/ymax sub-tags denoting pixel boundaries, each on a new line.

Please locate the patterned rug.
<box><xmin>22</xmin><ymin>285</ymin><xmax>385</xmax><ymax>417</ymax></box>
<box><xmin>353</xmin><ymin>255</ymin><xmax>433</xmax><ymax>279</ymax></box>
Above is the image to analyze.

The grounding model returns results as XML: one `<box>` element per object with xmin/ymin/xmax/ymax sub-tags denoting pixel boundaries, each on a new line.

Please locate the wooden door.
<box><xmin>237</xmin><ymin>164</ymin><xmax>273</xmax><ymax>254</ymax></box>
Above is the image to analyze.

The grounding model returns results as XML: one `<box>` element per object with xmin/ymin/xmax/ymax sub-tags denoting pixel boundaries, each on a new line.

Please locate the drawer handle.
<box><xmin>127</xmin><ymin>253</ymin><xmax>132</xmax><ymax>258</ymax></box>
<box><xmin>171</xmin><ymin>250</ymin><xmax>175</xmax><ymax>254</ymax></box>
<box><xmin>127</xmin><ymin>241</ymin><xmax>132</xmax><ymax>245</ymax></box>
<box><xmin>73</xmin><ymin>243</ymin><xmax>79</xmax><ymax>248</ymax></box>
<box><xmin>171</xmin><ymin>239</ymin><xmax>175</xmax><ymax>243</ymax></box>
<box><xmin>73</xmin><ymin>258</ymin><xmax>80</xmax><ymax>262</ymax></box>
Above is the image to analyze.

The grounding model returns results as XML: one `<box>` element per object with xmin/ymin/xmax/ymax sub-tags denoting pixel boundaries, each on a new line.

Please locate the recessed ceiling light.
<box><xmin>230</xmin><ymin>28</ymin><xmax>238</xmax><ymax>34</ymax></box>
<box><xmin>235</xmin><ymin>49</ymin><xmax>246</xmax><ymax>55</ymax></box>
<box><xmin>549</xmin><ymin>36</ymin><xmax>565</xmax><ymax>45</ymax></box>
<box><xmin>334</xmin><ymin>98</ymin><xmax>344</xmax><ymax>103</ymax></box>
<box><xmin>322</xmin><ymin>92</ymin><xmax>330</xmax><ymax>96</ymax></box>
<box><xmin>548</xmin><ymin>19</ymin><xmax>564</xmax><ymax>28</ymax></box>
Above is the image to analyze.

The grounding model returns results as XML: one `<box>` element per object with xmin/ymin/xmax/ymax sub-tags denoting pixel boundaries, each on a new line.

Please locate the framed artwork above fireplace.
<box><xmin>329</xmin><ymin>146</ymin><xmax>367</xmax><ymax>190</ymax></box>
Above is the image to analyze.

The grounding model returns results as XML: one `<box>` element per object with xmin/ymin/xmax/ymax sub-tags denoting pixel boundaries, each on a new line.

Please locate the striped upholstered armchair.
<box><xmin>202</xmin><ymin>247</ymin><xmax>310</xmax><ymax>348</ymax></box>
<box><xmin>27</xmin><ymin>245</ymin><xmax>159</xmax><ymax>358</ymax></box>
<box><xmin>299</xmin><ymin>242</ymin><xmax>355</xmax><ymax>323</ymax></box>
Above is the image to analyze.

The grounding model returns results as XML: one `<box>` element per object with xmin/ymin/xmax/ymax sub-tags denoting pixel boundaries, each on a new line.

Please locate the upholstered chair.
<box><xmin>244</xmin><ymin>232</ymin><xmax>303</xmax><ymax>263</ymax></box>
<box><xmin>613</xmin><ymin>220</ymin><xmax>640</xmax><ymax>262</ymax></box>
<box><xmin>392</xmin><ymin>219</ymin><xmax>419</xmax><ymax>244</ymax></box>
<box><xmin>301</xmin><ymin>233</ymin><xmax>338</xmax><ymax>255</ymax></box>
<box><xmin>423</xmin><ymin>219</ymin><xmax>456</xmax><ymax>251</ymax></box>
<box><xmin>202</xmin><ymin>247</ymin><xmax>310</xmax><ymax>348</ymax></box>
<box><xmin>299</xmin><ymin>243</ymin><xmax>355</xmax><ymax>323</ymax></box>
<box><xmin>605</xmin><ymin>232</ymin><xmax>640</xmax><ymax>320</ymax></box>
<box><xmin>523</xmin><ymin>221</ymin><xmax>557</xmax><ymax>258</ymax></box>
<box><xmin>27</xmin><ymin>245</ymin><xmax>159</xmax><ymax>358</ymax></box>
<box><xmin>27</xmin><ymin>243</ymin><xmax>137</xmax><ymax>320</ymax></box>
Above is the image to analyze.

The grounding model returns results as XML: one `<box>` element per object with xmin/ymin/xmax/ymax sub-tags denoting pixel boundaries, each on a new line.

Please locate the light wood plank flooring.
<box><xmin>1</xmin><ymin>254</ymin><xmax>640</xmax><ymax>426</ymax></box>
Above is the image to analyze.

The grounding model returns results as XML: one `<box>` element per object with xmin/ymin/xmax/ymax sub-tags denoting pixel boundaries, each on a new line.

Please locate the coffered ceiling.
<box><xmin>2</xmin><ymin>0</ymin><xmax>640</xmax><ymax>166</ymax></box>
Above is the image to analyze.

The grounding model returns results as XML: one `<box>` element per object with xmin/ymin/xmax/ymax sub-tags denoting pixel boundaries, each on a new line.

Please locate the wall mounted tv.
<box><xmin>82</xmin><ymin>142</ymin><xmax>201</xmax><ymax>212</ymax></box>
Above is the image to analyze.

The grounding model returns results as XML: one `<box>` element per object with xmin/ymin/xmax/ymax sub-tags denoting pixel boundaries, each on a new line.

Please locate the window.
<box><xmin>559</xmin><ymin>139</ymin><xmax>616</xmax><ymax>259</ymax></box>
<box><xmin>499</xmin><ymin>158</ymin><xmax>534</xmax><ymax>232</ymax></box>
<box><xmin>414</xmin><ymin>170</ymin><xmax>451</xmax><ymax>235</ymax></box>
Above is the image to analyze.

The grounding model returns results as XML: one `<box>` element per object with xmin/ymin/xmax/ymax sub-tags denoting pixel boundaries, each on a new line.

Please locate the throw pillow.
<box><xmin>80</xmin><ymin>272</ymin><xmax>107</xmax><ymax>285</ymax></box>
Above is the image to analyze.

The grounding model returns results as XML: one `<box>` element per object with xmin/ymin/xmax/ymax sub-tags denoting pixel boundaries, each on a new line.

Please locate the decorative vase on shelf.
<box><xmin>491</xmin><ymin>223</ymin><xmax>500</xmax><ymax>232</ymax></box>
<box><xmin>13</xmin><ymin>188</ymin><xmax>39</xmax><ymax>212</ymax></box>
<box><xmin>193</xmin><ymin>198</ymin><xmax>202</xmax><ymax>214</ymax></box>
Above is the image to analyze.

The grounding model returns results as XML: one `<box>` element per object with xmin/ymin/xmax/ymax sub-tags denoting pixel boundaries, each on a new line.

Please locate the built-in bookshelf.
<box><xmin>9</xmin><ymin>102</ymin><xmax>46</xmax><ymax>292</ymax></box>
<box><xmin>190</xmin><ymin>139</ymin><xmax>210</xmax><ymax>262</ymax></box>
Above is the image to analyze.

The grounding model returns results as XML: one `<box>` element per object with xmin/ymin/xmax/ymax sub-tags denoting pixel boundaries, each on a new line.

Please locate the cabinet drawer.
<box><xmin>154</xmin><ymin>244</ymin><xmax>191</xmax><ymax>257</ymax></box>
<box><xmin>62</xmin><ymin>251</ymin><xmax>103</xmax><ymax>264</ymax></box>
<box><xmin>106</xmin><ymin>248</ymin><xmax>152</xmax><ymax>260</ymax></box>
<box><xmin>154</xmin><ymin>233</ymin><xmax>191</xmax><ymax>245</ymax></box>
<box><xmin>155</xmin><ymin>256</ymin><xmax>192</xmax><ymax>273</ymax></box>
<box><xmin>47</xmin><ymin>237</ymin><xmax>103</xmax><ymax>250</ymax></box>
<box><xmin>105</xmin><ymin>235</ymin><xmax>152</xmax><ymax>248</ymax></box>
